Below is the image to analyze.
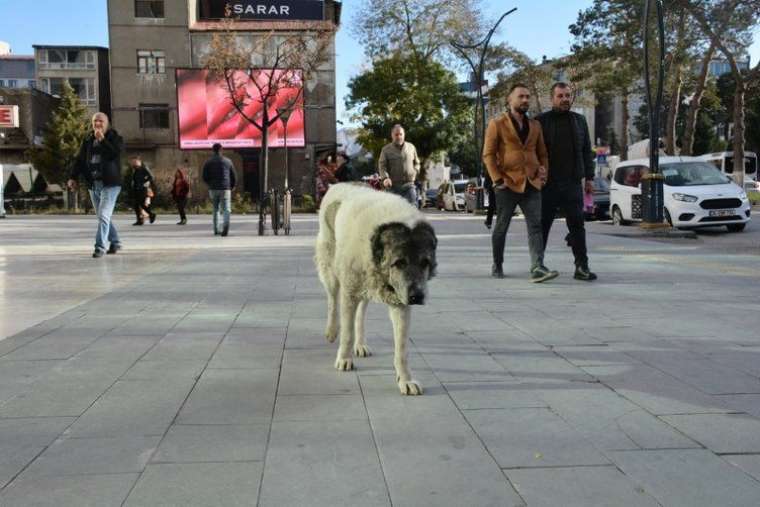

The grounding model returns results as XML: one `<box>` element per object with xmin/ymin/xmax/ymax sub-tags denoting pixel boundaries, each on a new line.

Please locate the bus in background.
<box><xmin>696</xmin><ymin>151</ymin><xmax>758</xmax><ymax>191</ymax></box>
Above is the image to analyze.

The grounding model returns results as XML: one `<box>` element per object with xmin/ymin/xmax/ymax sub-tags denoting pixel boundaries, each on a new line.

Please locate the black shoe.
<box><xmin>491</xmin><ymin>264</ymin><xmax>505</xmax><ymax>279</ymax></box>
<box><xmin>530</xmin><ymin>265</ymin><xmax>559</xmax><ymax>283</ymax></box>
<box><xmin>177</xmin><ymin>219</ymin><xmax>187</xmax><ymax>225</ymax></box>
<box><xmin>133</xmin><ymin>221</ymin><xmax>143</xmax><ymax>226</ymax></box>
<box><xmin>92</xmin><ymin>249</ymin><xmax>104</xmax><ymax>258</ymax></box>
<box><xmin>565</xmin><ymin>233</ymin><xmax>573</xmax><ymax>248</ymax></box>
<box><xmin>221</xmin><ymin>225</ymin><xmax>229</xmax><ymax>237</ymax></box>
<box><xmin>106</xmin><ymin>244</ymin><xmax>122</xmax><ymax>255</ymax></box>
<box><xmin>149</xmin><ymin>213</ymin><xmax>157</xmax><ymax>224</ymax></box>
<box><xmin>484</xmin><ymin>219</ymin><xmax>492</xmax><ymax>230</ymax></box>
<box><xmin>574</xmin><ymin>265</ymin><xmax>597</xmax><ymax>281</ymax></box>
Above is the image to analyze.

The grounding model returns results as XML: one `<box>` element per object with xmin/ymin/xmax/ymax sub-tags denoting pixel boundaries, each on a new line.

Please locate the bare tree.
<box><xmin>681</xmin><ymin>42</ymin><xmax>717</xmax><ymax>155</ymax></box>
<box><xmin>204</xmin><ymin>19</ymin><xmax>333</xmax><ymax>199</ymax></box>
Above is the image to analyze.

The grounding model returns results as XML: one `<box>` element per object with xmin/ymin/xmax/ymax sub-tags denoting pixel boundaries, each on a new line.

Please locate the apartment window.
<box><xmin>135</xmin><ymin>0</ymin><xmax>164</xmax><ymax>18</ymax></box>
<box><xmin>7</xmin><ymin>80</ymin><xmax>17</xmax><ymax>88</ymax></box>
<box><xmin>137</xmin><ymin>50</ymin><xmax>166</xmax><ymax>74</ymax></box>
<box><xmin>69</xmin><ymin>78</ymin><xmax>97</xmax><ymax>104</ymax></box>
<box><xmin>139</xmin><ymin>104</ymin><xmax>170</xmax><ymax>129</ymax></box>
<box><xmin>39</xmin><ymin>49</ymin><xmax>95</xmax><ymax>69</ymax></box>
<box><xmin>29</xmin><ymin>80</ymin><xmax>36</xmax><ymax>89</ymax></box>
<box><xmin>0</xmin><ymin>80</ymin><xmax>5</xmax><ymax>87</ymax></box>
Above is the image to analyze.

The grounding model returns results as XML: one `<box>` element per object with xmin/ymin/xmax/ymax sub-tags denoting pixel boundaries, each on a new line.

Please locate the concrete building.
<box><xmin>708</xmin><ymin>56</ymin><xmax>751</xmax><ymax>77</ymax></box>
<box><xmin>0</xmin><ymin>53</ymin><xmax>36</xmax><ymax>90</ymax></box>
<box><xmin>33</xmin><ymin>45</ymin><xmax>111</xmax><ymax>117</ymax></box>
<box><xmin>0</xmin><ymin>88</ymin><xmax>60</xmax><ymax>164</ymax></box>
<box><xmin>107</xmin><ymin>0</ymin><xmax>342</xmax><ymax>199</ymax></box>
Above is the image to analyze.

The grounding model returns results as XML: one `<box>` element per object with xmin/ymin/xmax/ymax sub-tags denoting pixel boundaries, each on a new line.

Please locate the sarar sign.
<box><xmin>201</xmin><ymin>1</ymin><xmax>325</xmax><ymax>21</ymax></box>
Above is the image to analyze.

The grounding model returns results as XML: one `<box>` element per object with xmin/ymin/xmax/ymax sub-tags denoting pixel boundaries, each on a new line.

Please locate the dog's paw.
<box><xmin>398</xmin><ymin>379</ymin><xmax>423</xmax><ymax>395</ymax></box>
<box><xmin>335</xmin><ymin>358</ymin><xmax>354</xmax><ymax>371</ymax></box>
<box><xmin>325</xmin><ymin>327</ymin><xmax>338</xmax><ymax>343</ymax></box>
<box><xmin>354</xmin><ymin>344</ymin><xmax>372</xmax><ymax>357</ymax></box>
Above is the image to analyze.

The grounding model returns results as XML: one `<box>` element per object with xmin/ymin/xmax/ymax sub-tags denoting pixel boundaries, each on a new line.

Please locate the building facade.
<box><xmin>33</xmin><ymin>45</ymin><xmax>111</xmax><ymax>117</ymax></box>
<box><xmin>107</xmin><ymin>0</ymin><xmax>341</xmax><ymax>199</ymax></box>
<box><xmin>0</xmin><ymin>54</ymin><xmax>36</xmax><ymax>90</ymax></box>
<box><xmin>0</xmin><ymin>88</ymin><xmax>60</xmax><ymax>164</ymax></box>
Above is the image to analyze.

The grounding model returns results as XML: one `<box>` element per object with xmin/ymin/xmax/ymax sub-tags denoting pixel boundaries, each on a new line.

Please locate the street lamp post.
<box><xmin>277</xmin><ymin>106</ymin><xmax>294</xmax><ymax>235</ymax></box>
<box><xmin>641</xmin><ymin>0</ymin><xmax>668</xmax><ymax>229</ymax></box>
<box><xmin>451</xmin><ymin>8</ymin><xmax>517</xmax><ymax>208</ymax></box>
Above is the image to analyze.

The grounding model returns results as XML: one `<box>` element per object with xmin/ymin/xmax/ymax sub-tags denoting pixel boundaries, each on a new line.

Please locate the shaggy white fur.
<box><xmin>315</xmin><ymin>183</ymin><xmax>434</xmax><ymax>395</ymax></box>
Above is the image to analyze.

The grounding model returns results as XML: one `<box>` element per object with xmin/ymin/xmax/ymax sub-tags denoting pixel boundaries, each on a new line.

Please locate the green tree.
<box><xmin>28</xmin><ymin>81</ymin><xmax>89</xmax><ymax>186</ymax></box>
<box><xmin>345</xmin><ymin>54</ymin><xmax>470</xmax><ymax>180</ymax></box>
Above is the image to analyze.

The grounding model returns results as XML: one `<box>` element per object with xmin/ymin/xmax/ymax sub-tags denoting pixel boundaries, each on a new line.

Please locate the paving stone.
<box><xmin>609</xmin><ymin>449</ymin><xmax>760</xmax><ymax>507</ymax></box>
<box><xmin>152</xmin><ymin>424</ymin><xmax>269</xmax><ymax>463</ymax></box>
<box><xmin>369</xmin><ymin>413</ymin><xmax>524</xmax><ymax>507</ymax></box>
<box><xmin>660</xmin><ymin>413</ymin><xmax>760</xmax><ymax>453</ymax></box>
<box><xmin>442</xmin><ymin>380</ymin><xmax>548</xmax><ymax>410</ymax></box>
<box><xmin>492</xmin><ymin>351</ymin><xmax>594</xmax><ymax>381</ymax></box>
<box><xmin>141</xmin><ymin>332</ymin><xmax>225</xmax><ymax>361</ymax></box>
<box><xmin>120</xmin><ymin>359</ymin><xmax>207</xmax><ymax>381</ymax></box>
<box><xmin>22</xmin><ymin>436</ymin><xmax>160</xmax><ymax>477</ymax></box>
<box><xmin>277</xmin><ymin>349</ymin><xmax>360</xmax><ymax>395</ymax></box>
<box><xmin>124</xmin><ymin>463</ymin><xmax>261</xmax><ymax>507</ymax></box>
<box><xmin>274</xmin><ymin>394</ymin><xmax>367</xmax><ymax>421</ymax></box>
<box><xmin>722</xmin><ymin>454</ymin><xmax>760</xmax><ymax>482</ymax></box>
<box><xmin>259</xmin><ymin>420</ymin><xmax>389</xmax><ymax>507</ymax></box>
<box><xmin>506</xmin><ymin>466</ymin><xmax>660</xmax><ymax>507</ymax></box>
<box><xmin>176</xmin><ymin>368</ymin><xmax>278</xmax><ymax>424</ymax></box>
<box><xmin>420</xmin><ymin>351</ymin><xmax>511</xmax><ymax>382</ymax></box>
<box><xmin>65</xmin><ymin>380</ymin><xmax>194</xmax><ymax>437</ymax></box>
<box><xmin>360</xmin><ymin>374</ymin><xmax>458</xmax><ymax>419</ymax></box>
<box><xmin>0</xmin><ymin>473</ymin><xmax>139</xmax><ymax>507</ymax></box>
<box><xmin>464</xmin><ymin>408</ymin><xmax>610</xmax><ymax>468</ymax></box>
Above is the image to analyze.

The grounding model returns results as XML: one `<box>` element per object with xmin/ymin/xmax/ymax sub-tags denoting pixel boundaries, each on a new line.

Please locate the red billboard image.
<box><xmin>176</xmin><ymin>68</ymin><xmax>305</xmax><ymax>150</ymax></box>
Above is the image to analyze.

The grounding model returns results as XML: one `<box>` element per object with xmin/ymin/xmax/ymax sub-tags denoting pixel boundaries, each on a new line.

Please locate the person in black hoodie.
<box><xmin>67</xmin><ymin>112</ymin><xmax>124</xmax><ymax>258</ymax></box>
<box><xmin>128</xmin><ymin>155</ymin><xmax>156</xmax><ymax>225</ymax></box>
<box><xmin>202</xmin><ymin>143</ymin><xmax>236</xmax><ymax>236</ymax></box>
<box><xmin>536</xmin><ymin>82</ymin><xmax>597</xmax><ymax>281</ymax></box>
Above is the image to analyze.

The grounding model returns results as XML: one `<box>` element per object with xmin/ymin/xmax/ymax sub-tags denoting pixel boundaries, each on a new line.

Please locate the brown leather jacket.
<box><xmin>482</xmin><ymin>112</ymin><xmax>549</xmax><ymax>193</ymax></box>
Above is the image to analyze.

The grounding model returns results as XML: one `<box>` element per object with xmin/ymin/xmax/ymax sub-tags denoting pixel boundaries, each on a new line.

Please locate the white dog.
<box><xmin>315</xmin><ymin>183</ymin><xmax>438</xmax><ymax>395</ymax></box>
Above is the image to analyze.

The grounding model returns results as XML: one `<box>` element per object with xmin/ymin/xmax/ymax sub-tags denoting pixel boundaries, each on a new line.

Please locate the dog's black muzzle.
<box><xmin>408</xmin><ymin>289</ymin><xmax>426</xmax><ymax>305</ymax></box>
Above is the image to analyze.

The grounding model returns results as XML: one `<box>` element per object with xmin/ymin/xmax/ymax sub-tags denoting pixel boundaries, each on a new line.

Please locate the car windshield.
<box><xmin>454</xmin><ymin>182</ymin><xmax>467</xmax><ymax>193</ymax></box>
<box><xmin>661</xmin><ymin>162</ymin><xmax>732</xmax><ymax>186</ymax></box>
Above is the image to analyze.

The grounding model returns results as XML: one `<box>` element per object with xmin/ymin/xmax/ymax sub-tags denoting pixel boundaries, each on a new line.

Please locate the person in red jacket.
<box><xmin>171</xmin><ymin>167</ymin><xmax>191</xmax><ymax>225</ymax></box>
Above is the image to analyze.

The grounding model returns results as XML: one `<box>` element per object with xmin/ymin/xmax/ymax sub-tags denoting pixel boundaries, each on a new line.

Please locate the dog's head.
<box><xmin>371</xmin><ymin>221</ymin><xmax>437</xmax><ymax>305</ymax></box>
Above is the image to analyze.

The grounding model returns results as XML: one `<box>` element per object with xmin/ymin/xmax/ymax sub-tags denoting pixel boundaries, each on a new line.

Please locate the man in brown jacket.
<box><xmin>482</xmin><ymin>84</ymin><xmax>559</xmax><ymax>282</ymax></box>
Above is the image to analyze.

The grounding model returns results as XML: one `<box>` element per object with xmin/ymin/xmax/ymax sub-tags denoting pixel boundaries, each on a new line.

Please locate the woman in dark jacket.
<box><xmin>171</xmin><ymin>167</ymin><xmax>191</xmax><ymax>225</ymax></box>
<box><xmin>67</xmin><ymin>112</ymin><xmax>124</xmax><ymax>258</ymax></box>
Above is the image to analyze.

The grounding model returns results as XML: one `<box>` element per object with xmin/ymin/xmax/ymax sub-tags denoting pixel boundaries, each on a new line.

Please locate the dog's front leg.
<box><xmin>353</xmin><ymin>299</ymin><xmax>371</xmax><ymax>357</ymax></box>
<box><xmin>388</xmin><ymin>305</ymin><xmax>422</xmax><ymax>395</ymax></box>
<box><xmin>335</xmin><ymin>291</ymin><xmax>358</xmax><ymax>371</ymax></box>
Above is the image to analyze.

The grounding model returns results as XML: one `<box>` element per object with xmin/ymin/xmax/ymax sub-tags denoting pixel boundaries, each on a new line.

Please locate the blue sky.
<box><xmin>4</xmin><ymin>0</ymin><xmax>759</xmax><ymax>125</ymax></box>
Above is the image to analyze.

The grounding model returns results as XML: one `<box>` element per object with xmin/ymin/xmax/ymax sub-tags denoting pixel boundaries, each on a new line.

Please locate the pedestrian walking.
<box><xmin>316</xmin><ymin>155</ymin><xmax>337</xmax><ymax>207</ymax></box>
<box><xmin>334</xmin><ymin>151</ymin><xmax>358</xmax><ymax>182</ymax></box>
<box><xmin>536</xmin><ymin>82</ymin><xmax>597</xmax><ymax>281</ymax></box>
<box><xmin>202</xmin><ymin>143</ymin><xmax>236</xmax><ymax>236</ymax></box>
<box><xmin>128</xmin><ymin>155</ymin><xmax>156</xmax><ymax>225</ymax></box>
<box><xmin>67</xmin><ymin>112</ymin><xmax>124</xmax><ymax>258</ymax></box>
<box><xmin>378</xmin><ymin>124</ymin><xmax>421</xmax><ymax>205</ymax></box>
<box><xmin>482</xmin><ymin>84</ymin><xmax>558</xmax><ymax>282</ymax></box>
<box><xmin>171</xmin><ymin>167</ymin><xmax>191</xmax><ymax>225</ymax></box>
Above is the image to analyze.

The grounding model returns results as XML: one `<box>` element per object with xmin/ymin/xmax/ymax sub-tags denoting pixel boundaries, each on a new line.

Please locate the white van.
<box><xmin>610</xmin><ymin>157</ymin><xmax>751</xmax><ymax>232</ymax></box>
<box><xmin>696</xmin><ymin>151</ymin><xmax>758</xmax><ymax>191</ymax></box>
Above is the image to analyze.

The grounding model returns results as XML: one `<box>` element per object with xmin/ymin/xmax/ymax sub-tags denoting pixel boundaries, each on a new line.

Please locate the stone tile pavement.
<box><xmin>1</xmin><ymin>213</ymin><xmax>760</xmax><ymax>506</ymax></box>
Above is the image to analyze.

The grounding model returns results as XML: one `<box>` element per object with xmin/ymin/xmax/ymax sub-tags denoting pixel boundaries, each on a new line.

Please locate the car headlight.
<box><xmin>739</xmin><ymin>191</ymin><xmax>748</xmax><ymax>201</ymax></box>
<box><xmin>672</xmin><ymin>193</ymin><xmax>698</xmax><ymax>202</ymax></box>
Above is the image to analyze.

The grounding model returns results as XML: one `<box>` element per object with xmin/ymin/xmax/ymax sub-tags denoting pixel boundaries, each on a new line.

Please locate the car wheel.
<box><xmin>664</xmin><ymin>208</ymin><xmax>673</xmax><ymax>227</ymax></box>
<box><xmin>611</xmin><ymin>206</ymin><xmax>627</xmax><ymax>226</ymax></box>
<box><xmin>727</xmin><ymin>223</ymin><xmax>746</xmax><ymax>232</ymax></box>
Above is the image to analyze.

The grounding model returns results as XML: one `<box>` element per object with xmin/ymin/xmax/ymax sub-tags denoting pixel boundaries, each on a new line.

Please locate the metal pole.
<box><xmin>451</xmin><ymin>8</ymin><xmax>517</xmax><ymax>208</ymax></box>
<box><xmin>641</xmin><ymin>0</ymin><xmax>667</xmax><ymax>228</ymax></box>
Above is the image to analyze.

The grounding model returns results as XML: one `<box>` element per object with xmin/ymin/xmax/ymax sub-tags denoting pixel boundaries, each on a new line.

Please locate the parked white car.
<box><xmin>437</xmin><ymin>180</ymin><xmax>467</xmax><ymax>211</ymax></box>
<box><xmin>609</xmin><ymin>157</ymin><xmax>752</xmax><ymax>232</ymax></box>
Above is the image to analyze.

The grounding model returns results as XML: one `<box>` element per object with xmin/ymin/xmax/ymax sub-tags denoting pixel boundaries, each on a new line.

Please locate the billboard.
<box><xmin>199</xmin><ymin>1</ymin><xmax>325</xmax><ymax>21</ymax></box>
<box><xmin>176</xmin><ymin>68</ymin><xmax>305</xmax><ymax>150</ymax></box>
<box><xmin>0</xmin><ymin>105</ymin><xmax>20</xmax><ymax>128</ymax></box>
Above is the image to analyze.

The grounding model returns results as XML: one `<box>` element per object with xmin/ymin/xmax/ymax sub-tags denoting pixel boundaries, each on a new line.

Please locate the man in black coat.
<box><xmin>67</xmin><ymin>112</ymin><xmax>124</xmax><ymax>258</ymax></box>
<box><xmin>128</xmin><ymin>155</ymin><xmax>156</xmax><ymax>225</ymax></box>
<box><xmin>202</xmin><ymin>143</ymin><xmax>237</xmax><ymax>236</ymax></box>
<box><xmin>536</xmin><ymin>82</ymin><xmax>597</xmax><ymax>281</ymax></box>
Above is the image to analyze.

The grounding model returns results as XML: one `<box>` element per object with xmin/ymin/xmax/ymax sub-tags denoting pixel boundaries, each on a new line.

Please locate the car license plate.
<box><xmin>709</xmin><ymin>209</ymin><xmax>733</xmax><ymax>217</ymax></box>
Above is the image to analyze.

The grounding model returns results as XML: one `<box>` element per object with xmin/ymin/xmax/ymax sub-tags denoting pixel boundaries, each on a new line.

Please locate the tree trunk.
<box><xmin>682</xmin><ymin>43</ymin><xmax>715</xmax><ymax>156</ymax></box>
<box><xmin>665</xmin><ymin>65</ymin><xmax>682</xmax><ymax>156</ymax></box>
<box><xmin>731</xmin><ymin>80</ymin><xmax>746</xmax><ymax>187</ymax></box>
<box><xmin>621</xmin><ymin>91</ymin><xmax>630</xmax><ymax>161</ymax></box>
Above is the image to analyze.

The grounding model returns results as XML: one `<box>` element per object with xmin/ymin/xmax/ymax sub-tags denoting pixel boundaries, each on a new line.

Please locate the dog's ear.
<box><xmin>412</xmin><ymin>221</ymin><xmax>438</xmax><ymax>278</ymax></box>
<box><xmin>371</xmin><ymin>222</ymin><xmax>410</xmax><ymax>266</ymax></box>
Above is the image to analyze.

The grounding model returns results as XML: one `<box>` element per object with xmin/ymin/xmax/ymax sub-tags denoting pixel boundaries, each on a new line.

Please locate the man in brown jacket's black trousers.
<box><xmin>482</xmin><ymin>84</ymin><xmax>558</xmax><ymax>283</ymax></box>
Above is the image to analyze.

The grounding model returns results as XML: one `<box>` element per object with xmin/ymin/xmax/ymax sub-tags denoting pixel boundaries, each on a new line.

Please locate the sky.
<box><xmin>3</xmin><ymin>0</ymin><xmax>760</xmax><ymax>125</ymax></box>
